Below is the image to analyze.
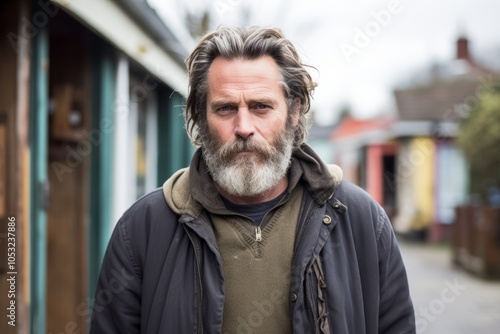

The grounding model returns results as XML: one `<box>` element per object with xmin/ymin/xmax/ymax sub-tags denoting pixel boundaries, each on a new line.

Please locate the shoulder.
<box><xmin>117</xmin><ymin>188</ymin><xmax>180</xmax><ymax>247</ymax></box>
<box><xmin>333</xmin><ymin>180</ymin><xmax>380</xmax><ymax>211</ymax></box>
<box><xmin>123</xmin><ymin>188</ymin><xmax>169</xmax><ymax>214</ymax></box>
<box><xmin>331</xmin><ymin>180</ymin><xmax>390</xmax><ymax>244</ymax></box>
<box><xmin>108</xmin><ymin>189</ymin><xmax>183</xmax><ymax>276</ymax></box>
<box><xmin>118</xmin><ymin>188</ymin><xmax>176</xmax><ymax>229</ymax></box>
<box><xmin>325</xmin><ymin>164</ymin><xmax>376</xmax><ymax>208</ymax></box>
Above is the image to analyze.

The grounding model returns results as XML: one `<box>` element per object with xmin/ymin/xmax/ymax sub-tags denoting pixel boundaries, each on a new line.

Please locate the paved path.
<box><xmin>399</xmin><ymin>240</ymin><xmax>500</xmax><ymax>334</ymax></box>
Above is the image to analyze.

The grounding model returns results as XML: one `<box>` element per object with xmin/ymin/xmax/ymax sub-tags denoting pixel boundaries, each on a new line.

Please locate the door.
<box><xmin>45</xmin><ymin>10</ymin><xmax>91</xmax><ymax>334</ymax></box>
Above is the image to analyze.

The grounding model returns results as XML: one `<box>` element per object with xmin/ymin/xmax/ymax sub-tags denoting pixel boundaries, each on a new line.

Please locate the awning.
<box><xmin>51</xmin><ymin>0</ymin><xmax>187</xmax><ymax>95</ymax></box>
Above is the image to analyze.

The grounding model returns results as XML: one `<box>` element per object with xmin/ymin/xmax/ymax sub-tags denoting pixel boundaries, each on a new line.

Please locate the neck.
<box><xmin>216</xmin><ymin>176</ymin><xmax>288</xmax><ymax>205</ymax></box>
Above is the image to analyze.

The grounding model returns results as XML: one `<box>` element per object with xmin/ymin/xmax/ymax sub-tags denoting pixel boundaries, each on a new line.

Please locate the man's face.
<box><xmin>202</xmin><ymin>56</ymin><xmax>298</xmax><ymax>197</ymax></box>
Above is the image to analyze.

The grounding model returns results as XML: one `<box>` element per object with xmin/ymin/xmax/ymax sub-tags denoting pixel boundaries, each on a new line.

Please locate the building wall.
<box><xmin>363</xmin><ymin>143</ymin><xmax>398</xmax><ymax>218</ymax></box>
<box><xmin>0</xmin><ymin>1</ymin><xmax>26</xmax><ymax>333</ymax></box>
<box><xmin>0</xmin><ymin>1</ymin><xmax>192</xmax><ymax>332</ymax></box>
<box><xmin>393</xmin><ymin>137</ymin><xmax>436</xmax><ymax>233</ymax></box>
<box><xmin>366</xmin><ymin>145</ymin><xmax>384</xmax><ymax>204</ymax></box>
<box><xmin>411</xmin><ymin>137</ymin><xmax>436</xmax><ymax>230</ymax></box>
<box><xmin>392</xmin><ymin>140</ymin><xmax>414</xmax><ymax>233</ymax></box>
<box><xmin>388</xmin><ymin>135</ymin><xmax>470</xmax><ymax>241</ymax></box>
<box><xmin>435</xmin><ymin>141</ymin><xmax>469</xmax><ymax>224</ymax></box>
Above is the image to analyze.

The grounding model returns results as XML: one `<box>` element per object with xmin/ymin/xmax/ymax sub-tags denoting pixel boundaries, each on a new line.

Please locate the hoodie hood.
<box><xmin>163</xmin><ymin>144</ymin><xmax>343</xmax><ymax>217</ymax></box>
<box><xmin>162</xmin><ymin>167</ymin><xmax>203</xmax><ymax>217</ymax></box>
<box><xmin>292</xmin><ymin>144</ymin><xmax>343</xmax><ymax>204</ymax></box>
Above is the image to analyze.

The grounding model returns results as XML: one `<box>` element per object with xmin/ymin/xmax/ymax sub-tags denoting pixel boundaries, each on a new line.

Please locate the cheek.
<box><xmin>268</xmin><ymin>115</ymin><xmax>288</xmax><ymax>134</ymax></box>
<box><xmin>207</xmin><ymin>116</ymin><xmax>221</xmax><ymax>133</ymax></box>
<box><xmin>207</xmin><ymin>119</ymin><xmax>232</xmax><ymax>142</ymax></box>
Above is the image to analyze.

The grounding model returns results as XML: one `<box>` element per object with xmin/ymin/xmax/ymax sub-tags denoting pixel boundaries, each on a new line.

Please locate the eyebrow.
<box><xmin>208</xmin><ymin>101</ymin><xmax>235</xmax><ymax>110</ymax></box>
<box><xmin>208</xmin><ymin>98</ymin><xmax>277</xmax><ymax>110</ymax></box>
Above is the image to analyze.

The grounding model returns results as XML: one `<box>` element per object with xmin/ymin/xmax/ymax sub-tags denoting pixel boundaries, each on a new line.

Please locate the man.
<box><xmin>90</xmin><ymin>26</ymin><xmax>415</xmax><ymax>333</ymax></box>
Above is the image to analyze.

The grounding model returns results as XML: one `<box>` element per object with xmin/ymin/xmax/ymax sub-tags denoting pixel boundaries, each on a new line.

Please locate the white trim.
<box><xmin>112</xmin><ymin>54</ymin><xmax>131</xmax><ymax>224</ymax></box>
<box><xmin>51</xmin><ymin>0</ymin><xmax>187</xmax><ymax>95</ymax></box>
<box><xmin>145</xmin><ymin>90</ymin><xmax>158</xmax><ymax>192</ymax></box>
<box><xmin>128</xmin><ymin>95</ymin><xmax>139</xmax><ymax>203</ymax></box>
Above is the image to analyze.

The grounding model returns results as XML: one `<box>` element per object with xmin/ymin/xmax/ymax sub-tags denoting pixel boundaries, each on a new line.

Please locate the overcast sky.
<box><xmin>148</xmin><ymin>0</ymin><xmax>500</xmax><ymax>125</ymax></box>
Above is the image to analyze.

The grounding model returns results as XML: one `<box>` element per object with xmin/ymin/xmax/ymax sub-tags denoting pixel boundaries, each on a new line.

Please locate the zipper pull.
<box><xmin>255</xmin><ymin>226</ymin><xmax>262</xmax><ymax>242</ymax></box>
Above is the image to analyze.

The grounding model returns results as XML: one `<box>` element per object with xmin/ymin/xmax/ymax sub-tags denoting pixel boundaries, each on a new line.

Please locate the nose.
<box><xmin>234</xmin><ymin>109</ymin><xmax>255</xmax><ymax>140</ymax></box>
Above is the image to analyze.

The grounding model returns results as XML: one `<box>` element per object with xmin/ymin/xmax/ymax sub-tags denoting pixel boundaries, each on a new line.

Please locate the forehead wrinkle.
<box><xmin>209</xmin><ymin>90</ymin><xmax>280</xmax><ymax>107</ymax></box>
<box><xmin>207</xmin><ymin>56</ymin><xmax>286</xmax><ymax>107</ymax></box>
<box><xmin>208</xmin><ymin>81</ymin><xmax>283</xmax><ymax>105</ymax></box>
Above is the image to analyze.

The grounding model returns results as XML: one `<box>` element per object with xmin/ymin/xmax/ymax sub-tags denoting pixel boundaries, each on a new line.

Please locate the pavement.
<box><xmin>398</xmin><ymin>240</ymin><xmax>500</xmax><ymax>334</ymax></box>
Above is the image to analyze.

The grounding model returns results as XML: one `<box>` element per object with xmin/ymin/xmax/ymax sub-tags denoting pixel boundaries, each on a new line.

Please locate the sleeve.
<box><xmin>89</xmin><ymin>217</ymin><xmax>143</xmax><ymax>333</ymax></box>
<box><xmin>377</xmin><ymin>211</ymin><xmax>416</xmax><ymax>334</ymax></box>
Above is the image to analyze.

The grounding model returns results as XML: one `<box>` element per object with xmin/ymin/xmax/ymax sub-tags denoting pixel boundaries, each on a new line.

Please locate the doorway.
<box><xmin>46</xmin><ymin>10</ymin><xmax>91</xmax><ymax>333</ymax></box>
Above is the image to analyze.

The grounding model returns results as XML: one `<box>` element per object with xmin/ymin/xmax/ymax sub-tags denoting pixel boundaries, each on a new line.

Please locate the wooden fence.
<box><xmin>452</xmin><ymin>206</ymin><xmax>500</xmax><ymax>279</ymax></box>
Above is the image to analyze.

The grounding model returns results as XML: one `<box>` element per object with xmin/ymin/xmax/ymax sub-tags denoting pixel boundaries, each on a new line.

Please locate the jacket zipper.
<box><xmin>306</xmin><ymin>266</ymin><xmax>319</xmax><ymax>334</ymax></box>
<box><xmin>185</xmin><ymin>228</ymin><xmax>203</xmax><ymax>334</ymax></box>
<box><xmin>293</xmin><ymin>196</ymin><xmax>334</xmax><ymax>333</ymax></box>
<box><xmin>255</xmin><ymin>226</ymin><xmax>262</xmax><ymax>242</ymax></box>
<box><xmin>252</xmin><ymin>193</ymin><xmax>290</xmax><ymax>242</ymax></box>
<box><xmin>229</xmin><ymin>192</ymin><xmax>290</xmax><ymax>243</ymax></box>
<box><xmin>293</xmin><ymin>202</ymin><xmax>320</xmax><ymax>332</ymax></box>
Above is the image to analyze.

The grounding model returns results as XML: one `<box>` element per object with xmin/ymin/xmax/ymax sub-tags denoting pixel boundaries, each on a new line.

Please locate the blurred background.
<box><xmin>1</xmin><ymin>0</ymin><xmax>499</xmax><ymax>333</ymax></box>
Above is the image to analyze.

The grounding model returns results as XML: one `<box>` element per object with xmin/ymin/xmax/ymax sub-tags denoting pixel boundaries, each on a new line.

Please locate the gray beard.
<box><xmin>202</xmin><ymin>126</ymin><xmax>295</xmax><ymax>197</ymax></box>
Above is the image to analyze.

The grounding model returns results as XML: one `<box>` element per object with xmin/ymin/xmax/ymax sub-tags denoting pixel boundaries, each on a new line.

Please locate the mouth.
<box><xmin>228</xmin><ymin>150</ymin><xmax>262</xmax><ymax>162</ymax></box>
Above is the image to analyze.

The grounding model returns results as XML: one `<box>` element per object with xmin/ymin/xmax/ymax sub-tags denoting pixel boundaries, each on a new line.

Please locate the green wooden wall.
<box><xmin>88</xmin><ymin>38</ymin><xmax>116</xmax><ymax>299</ymax></box>
<box><xmin>29</xmin><ymin>18</ymin><xmax>49</xmax><ymax>334</ymax></box>
<box><xmin>157</xmin><ymin>87</ymin><xmax>194</xmax><ymax>185</ymax></box>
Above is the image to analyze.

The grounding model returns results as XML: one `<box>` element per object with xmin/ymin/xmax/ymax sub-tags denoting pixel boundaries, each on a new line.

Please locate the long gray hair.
<box><xmin>184</xmin><ymin>26</ymin><xmax>317</xmax><ymax>148</ymax></box>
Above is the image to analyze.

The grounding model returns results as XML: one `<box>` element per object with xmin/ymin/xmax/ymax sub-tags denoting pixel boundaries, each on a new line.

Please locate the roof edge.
<box><xmin>113</xmin><ymin>0</ymin><xmax>188</xmax><ymax>66</ymax></box>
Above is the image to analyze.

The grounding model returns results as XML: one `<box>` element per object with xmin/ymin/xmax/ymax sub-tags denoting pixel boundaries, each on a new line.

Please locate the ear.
<box><xmin>291</xmin><ymin>98</ymin><xmax>301</xmax><ymax>127</ymax></box>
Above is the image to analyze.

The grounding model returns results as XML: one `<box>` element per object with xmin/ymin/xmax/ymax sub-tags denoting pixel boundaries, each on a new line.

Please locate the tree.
<box><xmin>457</xmin><ymin>83</ymin><xmax>500</xmax><ymax>203</ymax></box>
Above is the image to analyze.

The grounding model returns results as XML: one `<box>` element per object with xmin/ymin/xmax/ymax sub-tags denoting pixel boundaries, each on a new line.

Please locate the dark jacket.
<box><xmin>90</xmin><ymin>145</ymin><xmax>415</xmax><ymax>333</ymax></box>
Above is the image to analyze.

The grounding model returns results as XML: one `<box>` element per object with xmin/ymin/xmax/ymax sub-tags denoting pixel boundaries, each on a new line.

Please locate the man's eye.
<box><xmin>216</xmin><ymin>106</ymin><xmax>234</xmax><ymax>113</ymax></box>
<box><xmin>254</xmin><ymin>104</ymin><xmax>270</xmax><ymax>111</ymax></box>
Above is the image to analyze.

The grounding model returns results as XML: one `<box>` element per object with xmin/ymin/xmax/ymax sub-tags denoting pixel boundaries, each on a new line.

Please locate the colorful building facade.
<box><xmin>330</xmin><ymin>36</ymin><xmax>499</xmax><ymax>240</ymax></box>
<box><xmin>0</xmin><ymin>1</ymin><xmax>193</xmax><ymax>333</ymax></box>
